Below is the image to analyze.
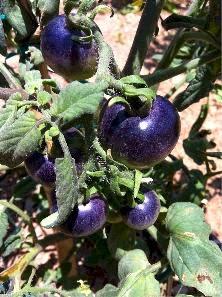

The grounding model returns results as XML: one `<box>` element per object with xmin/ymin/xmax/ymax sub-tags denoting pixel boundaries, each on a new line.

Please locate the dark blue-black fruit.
<box><xmin>120</xmin><ymin>191</ymin><xmax>161</xmax><ymax>230</ymax></box>
<box><xmin>50</xmin><ymin>191</ymin><xmax>108</xmax><ymax>237</ymax></box>
<box><xmin>99</xmin><ymin>95</ymin><xmax>180</xmax><ymax>169</ymax></box>
<box><xmin>40</xmin><ymin>14</ymin><xmax>98</xmax><ymax>81</ymax></box>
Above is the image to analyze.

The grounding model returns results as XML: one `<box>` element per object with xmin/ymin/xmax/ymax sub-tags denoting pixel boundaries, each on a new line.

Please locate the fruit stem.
<box><xmin>67</xmin><ymin>13</ymin><xmax>120</xmax><ymax>79</ymax></box>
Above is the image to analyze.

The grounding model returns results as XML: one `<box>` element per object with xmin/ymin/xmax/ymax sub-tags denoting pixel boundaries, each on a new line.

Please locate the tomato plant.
<box><xmin>0</xmin><ymin>0</ymin><xmax>221</xmax><ymax>296</ymax></box>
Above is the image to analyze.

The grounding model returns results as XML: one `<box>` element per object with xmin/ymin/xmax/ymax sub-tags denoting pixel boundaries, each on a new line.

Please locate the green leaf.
<box><xmin>0</xmin><ymin>111</ymin><xmax>42</xmax><ymax>168</ymax></box>
<box><xmin>50</xmin><ymin>81</ymin><xmax>107</xmax><ymax>124</ymax></box>
<box><xmin>3</xmin><ymin>0</ymin><xmax>37</xmax><ymax>41</ymax></box>
<box><xmin>1</xmin><ymin>231</ymin><xmax>22</xmax><ymax>257</ymax></box>
<box><xmin>117</xmin><ymin>269</ymin><xmax>160</xmax><ymax>297</ymax></box>
<box><xmin>0</xmin><ymin>207</ymin><xmax>9</xmax><ymax>248</ymax></box>
<box><xmin>107</xmin><ymin>223</ymin><xmax>136</xmax><ymax>260</ymax></box>
<box><xmin>173</xmin><ymin>65</ymin><xmax>215</xmax><ymax>111</ymax></box>
<box><xmin>166</xmin><ymin>202</ymin><xmax>222</xmax><ymax>296</ymax></box>
<box><xmin>0</xmin><ymin>19</ymin><xmax>6</xmax><ymax>55</ymax></box>
<box><xmin>118</xmin><ymin>249</ymin><xmax>149</xmax><ymax>281</ymax></box>
<box><xmin>24</xmin><ymin>70</ymin><xmax>43</xmax><ymax>94</ymax></box>
<box><xmin>120</xmin><ymin>75</ymin><xmax>147</xmax><ymax>87</ymax></box>
<box><xmin>96</xmin><ymin>284</ymin><xmax>119</xmax><ymax>297</ymax></box>
<box><xmin>41</xmin><ymin>156</ymin><xmax>79</xmax><ymax>228</ymax></box>
<box><xmin>123</xmin><ymin>85</ymin><xmax>155</xmax><ymax>100</ymax></box>
<box><xmin>37</xmin><ymin>90</ymin><xmax>52</xmax><ymax>105</ymax></box>
<box><xmin>0</xmin><ymin>92</ymin><xmax>23</xmax><ymax>129</ymax></box>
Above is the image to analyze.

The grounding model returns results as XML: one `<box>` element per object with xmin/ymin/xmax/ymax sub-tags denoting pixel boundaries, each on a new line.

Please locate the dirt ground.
<box><xmin>0</xmin><ymin>5</ymin><xmax>221</xmax><ymax>238</ymax></box>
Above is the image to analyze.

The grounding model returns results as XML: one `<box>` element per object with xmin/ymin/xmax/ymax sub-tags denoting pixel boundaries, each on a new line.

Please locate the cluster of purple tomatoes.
<box><xmin>24</xmin><ymin>14</ymin><xmax>180</xmax><ymax>237</ymax></box>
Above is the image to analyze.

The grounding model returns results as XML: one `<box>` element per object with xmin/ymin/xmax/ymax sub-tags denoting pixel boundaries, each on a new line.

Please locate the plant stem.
<box><xmin>0</xmin><ymin>62</ymin><xmax>21</xmax><ymax>89</ymax></box>
<box><xmin>0</xmin><ymin>87</ymin><xmax>29</xmax><ymax>101</ymax></box>
<box><xmin>122</xmin><ymin>0</ymin><xmax>165</xmax><ymax>76</ymax></box>
<box><xmin>142</xmin><ymin>50</ymin><xmax>220</xmax><ymax>86</ymax></box>
<box><xmin>93</xmin><ymin>29</ymin><xmax>120</xmax><ymax>80</ymax></box>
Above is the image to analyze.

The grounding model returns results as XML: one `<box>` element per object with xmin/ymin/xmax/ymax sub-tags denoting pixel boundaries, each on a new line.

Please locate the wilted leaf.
<box><xmin>166</xmin><ymin>202</ymin><xmax>222</xmax><ymax>296</ymax></box>
<box><xmin>162</xmin><ymin>14</ymin><xmax>205</xmax><ymax>30</ymax></box>
<box><xmin>173</xmin><ymin>65</ymin><xmax>215</xmax><ymax>111</ymax></box>
<box><xmin>0</xmin><ymin>247</ymin><xmax>39</xmax><ymax>281</ymax></box>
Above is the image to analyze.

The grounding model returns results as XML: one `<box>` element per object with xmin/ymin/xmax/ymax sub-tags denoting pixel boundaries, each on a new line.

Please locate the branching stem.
<box><xmin>142</xmin><ymin>50</ymin><xmax>220</xmax><ymax>86</ymax></box>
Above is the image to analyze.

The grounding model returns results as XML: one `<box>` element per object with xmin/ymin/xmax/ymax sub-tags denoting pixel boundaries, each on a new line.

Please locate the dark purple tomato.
<box><xmin>50</xmin><ymin>191</ymin><xmax>108</xmax><ymax>237</ymax></box>
<box><xmin>40</xmin><ymin>14</ymin><xmax>98</xmax><ymax>81</ymax></box>
<box><xmin>98</xmin><ymin>95</ymin><xmax>180</xmax><ymax>169</ymax></box>
<box><xmin>24</xmin><ymin>128</ymin><xmax>85</xmax><ymax>188</ymax></box>
<box><xmin>25</xmin><ymin>152</ymin><xmax>56</xmax><ymax>188</ymax></box>
<box><xmin>120</xmin><ymin>191</ymin><xmax>160</xmax><ymax>230</ymax></box>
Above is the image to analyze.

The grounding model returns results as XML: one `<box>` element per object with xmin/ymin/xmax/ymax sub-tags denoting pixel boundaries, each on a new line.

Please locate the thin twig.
<box><xmin>0</xmin><ymin>87</ymin><xmax>28</xmax><ymax>101</ymax></box>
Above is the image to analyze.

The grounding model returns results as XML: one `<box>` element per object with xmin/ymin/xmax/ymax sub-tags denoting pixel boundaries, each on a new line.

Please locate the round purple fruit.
<box><xmin>50</xmin><ymin>192</ymin><xmax>108</xmax><ymax>237</ymax></box>
<box><xmin>24</xmin><ymin>128</ymin><xmax>85</xmax><ymax>188</ymax></box>
<box><xmin>98</xmin><ymin>95</ymin><xmax>180</xmax><ymax>169</ymax></box>
<box><xmin>40</xmin><ymin>14</ymin><xmax>99</xmax><ymax>81</ymax></box>
<box><xmin>120</xmin><ymin>191</ymin><xmax>161</xmax><ymax>230</ymax></box>
<box><xmin>25</xmin><ymin>152</ymin><xmax>56</xmax><ymax>188</ymax></box>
